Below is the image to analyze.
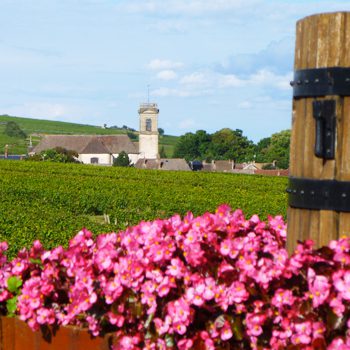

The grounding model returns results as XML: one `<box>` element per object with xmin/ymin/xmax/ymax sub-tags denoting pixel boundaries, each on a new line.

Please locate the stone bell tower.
<box><xmin>138</xmin><ymin>103</ymin><xmax>159</xmax><ymax>159</ymax></box>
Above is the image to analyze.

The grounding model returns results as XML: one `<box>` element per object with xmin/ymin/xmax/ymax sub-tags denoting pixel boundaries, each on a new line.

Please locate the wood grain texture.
<box><xmin>287</xmin><ymin>12</ymin><xmax>350</xmax><ymax>253</ymax></box>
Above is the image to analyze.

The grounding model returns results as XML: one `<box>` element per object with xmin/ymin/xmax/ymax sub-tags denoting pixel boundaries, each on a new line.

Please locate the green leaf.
<box><xmin>144</xmin><ymin>313</ymin><xmax>154</xmax><ymax>329</ymax></box>
<box><xmin>29</xmin><ymin>258</ymin><xmax>42</xmax><ymax>265</ymax></box>
<box><xmin>7</xmin><ymin>276</ymin><xmax>22</xmax><ymax>293</ymax></box>
<box><xmin>6</xmin><ymin>296</ymin><xmax>18</xmax><ymax>316</ymax></box>
<box><xmin>165</xmin><ymin>334</ymin><xmax>174</xmax><ymax>347</ymax></box>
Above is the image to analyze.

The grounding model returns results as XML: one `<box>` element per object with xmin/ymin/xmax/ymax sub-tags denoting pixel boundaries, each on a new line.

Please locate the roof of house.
<box><xmin>81</xmin><ymin>138</ymin><xmax>109</xmax><ymax>154</ymax></box>
<box><xmin>213</xmin><ymin>160</ymin><xmax>234</xmax><ymax>172</ymax></box>
<box><xmin>135</xmin><ymin>158</ymin><xmax>191</xmax><ymax>171</ymax></box>
<box><xmin>159</xmin><ymin>159</ymin><xmax>191</xmax><ymax>171</ymax></box>
<box><xmin>33</xmin><ymin>135</ymin><xmax>138</xmax><ymax>154</ymax></box>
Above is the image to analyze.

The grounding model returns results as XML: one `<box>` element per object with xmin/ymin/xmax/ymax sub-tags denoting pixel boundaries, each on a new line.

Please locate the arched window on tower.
<box><xmin>146</xmin><ymin>118</ymin><xmax>152</xmax><ymax>132</ymax></box>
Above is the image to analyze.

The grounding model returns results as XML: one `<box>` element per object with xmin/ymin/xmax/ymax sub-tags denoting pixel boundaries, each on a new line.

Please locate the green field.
<box><xmin>0</xmin><ymin>115</ymin><xmax>177</xmax><ymax>157</ymax></box>
<box><xmin>0</xmin><ymin>160</ymin><xmax>287</xmax><ymax>257</ymax></box>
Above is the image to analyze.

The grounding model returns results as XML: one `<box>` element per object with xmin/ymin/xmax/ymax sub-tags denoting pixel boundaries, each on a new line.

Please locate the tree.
<box><xmin>255</xmin><ymin>137</ymin><xmax>271</xmax><ymax>162</ymax></box>
<box><xmin>159</xmin><ymin>146</ymin><xmax>167</xmax><ymax>158</ymax></box>
<box><xmin>208</xmin><ymin>128</ymin><xmax>255</xmax><ymax>162</ymax></box>
<box><xmin>158</xmin><ymin>128</ymin><xmax>165</xmax><ymax>136</ymax></box>
<box><xmin>173</xmin><ymin>130</ymin><xmax>211</xmax><ymax>161</ymax></box>
<box><xmin>127</xmin><ymin>131</ymin><xmax>138</xmax><ymax>141</ymax></box>
<box><xmin>113</xmin><ymin>151</ymin><xmax>131</xmax><ymax>167</ymax></box>
<box><xmin>261</xmin><ymin>130</ymin><xmax>290</xmax><ymax>169</ymax></box>
<box><xmin>5</xmin><ymin>121</ymin><xmax>27</xmax><ymax>138</ymax></box>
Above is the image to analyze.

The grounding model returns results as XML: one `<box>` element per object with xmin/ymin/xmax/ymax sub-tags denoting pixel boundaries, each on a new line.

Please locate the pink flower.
<box><xmin>334</xmin><ymin>270</ymin><xmax>350</xmax><ymax>300</ymax></box>
<box><xmin>219</xmin><ymin>239</ymin><xmax>232</xmax><ymax>256</ymax></box>
<box><xmin>177</xmin><ymin>338</ymin><xmax>193</xmax><ymax>350</ymax></box>
<box><xmin>246</xmin><ymin>313</ymin><xmax>266</xmax><ymax>337</ymax></box>
<box><xmin>307</xmin><ymin>268</ymin><xmax>331</xmax><ymax>307</ymax></box>
<box><xmin>220</xmin><ymin>321</ymin><xmax>233</xmax><ymax>341</ymax></box>
<box><xmin>291</xmin><ymin>321</ymin><xmax>312</xmax><ymax>345</ymax></box>
<box><xmin>272</xmin><ymin>289</ymin><xmax>295</xmax><ymax>309</ymax></box>
<box><xmin>166</xmin><ymin>257</ymin><xmax>186</xmax><ymax>278</ymax></box>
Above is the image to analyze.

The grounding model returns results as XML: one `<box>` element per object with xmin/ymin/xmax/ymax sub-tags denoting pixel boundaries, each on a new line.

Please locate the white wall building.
<box><xmin>32</xmin><ymin>103</ymin><xmax>160</xmax><ymax>165</ymax></box>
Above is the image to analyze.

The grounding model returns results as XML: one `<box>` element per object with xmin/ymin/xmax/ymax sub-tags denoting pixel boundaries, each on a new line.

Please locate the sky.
<box><xmin>2</xmin><ymin>1</ymin><xmax>350</xmax><ymax>142</ymax></box>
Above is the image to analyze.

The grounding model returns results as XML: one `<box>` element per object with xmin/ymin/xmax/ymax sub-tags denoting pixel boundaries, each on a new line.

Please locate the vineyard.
<box><xmin>0</xmin><ymin>160</ymin><xmax>287</xmax><ymax>256</ymax></box>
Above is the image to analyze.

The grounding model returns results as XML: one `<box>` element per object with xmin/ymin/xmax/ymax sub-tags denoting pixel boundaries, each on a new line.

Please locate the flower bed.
<box><xmin>0</xmin><ymin>205</ymin><xmax>349</xmax><ymax>349</ymax></box>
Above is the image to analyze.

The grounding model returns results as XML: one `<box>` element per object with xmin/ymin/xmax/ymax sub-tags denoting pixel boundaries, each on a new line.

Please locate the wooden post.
<box><xmin>288</xmin><ymin>12</ymin><xmax>350</xmax><ymax>253</ymax></box>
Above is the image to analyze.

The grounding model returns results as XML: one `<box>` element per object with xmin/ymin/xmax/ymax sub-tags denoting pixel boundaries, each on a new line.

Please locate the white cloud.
<box><xmin>156</xmin><ymin>70</ymin><xmax>177</xmax><ymax>80</ymax></box>
<box><xmin>151</xmin><ymin>68</ymin><xmax>291</xmax><ymax>101</ymax></box>
<box><xmin>147</xmin><ymin>59</ymin><xmax>184</xmax><ymax>71</ymax></box>
<box><xmin>1</xmin><ymin>102</ymin><xmax>83</xmax><ymax>121</ymax></box>
<box><xmin>121</xmin><ymin>0</ymin><xmax>260</xmax><ymax>15</ymax></box>
<box><xmin>179</xmin><ymin>118</ymin><xmax>196</xmax><ymax>129</ymax></box>
<box><xmin>238</xmin><ymin>101</ymin><xmax>253</xmax><ymax>109</ymax></box>
<box><xmin>180</xmin><ymin>72</ymin><xmax>207</xmax><ymax>85</ymax></box>
<box><xmin>237</xmin><ymin>96</ymin><xmax>291</xmax><ymax>111</ymax></box>
<box><xmin>150</xmin><ymin>19</ymin><xmax>187</xmax><ymax>33</ymax></box>
<box><xmin>247</xmin><ymin>69</ymin><xmax>292</xmax><ymax>91</ymax></box>
<box><xmin>152</xmin><ymin>87</ymin><xmax>212</xmax><ymax>97</ymax></box>
<box><xmin>217</xmin><ymin>74</ymin><xmax>245</xmax><ymax>88</ymax></box>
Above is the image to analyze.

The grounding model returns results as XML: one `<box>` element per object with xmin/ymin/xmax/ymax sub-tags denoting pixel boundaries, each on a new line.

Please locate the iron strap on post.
<box><xmin>287</xmin><ymin>177</ymin><xmax>350</xmax><ymax>212</ymax></box>
<box><xmin>291</xmin><ymin>67</ymin><xmax>350</xmax><ymax>98</ymax></box>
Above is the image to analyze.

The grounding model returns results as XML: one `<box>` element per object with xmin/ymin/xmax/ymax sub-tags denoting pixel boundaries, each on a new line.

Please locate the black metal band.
<box><xmin>291</xmin><ymin>67</ymin><xmax>350</xmax><ymax>98</ymax></box>
<box><xmin>287</xmin><ymin>177</ymin><xmax>350</xmax><ymax>212</ymax></box>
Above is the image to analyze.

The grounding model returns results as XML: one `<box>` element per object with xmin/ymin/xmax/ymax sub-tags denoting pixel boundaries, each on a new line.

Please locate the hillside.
<box><xmin>0</xmin><ymin>115</ymin><xmax>178</xmax><ymax>157</ymax></box>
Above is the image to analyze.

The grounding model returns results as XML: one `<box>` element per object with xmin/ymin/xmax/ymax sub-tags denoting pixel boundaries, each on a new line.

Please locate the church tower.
<box><xmin>138</xmin><ymin>103</ymin><xmax>159</xmax><ymax>159</ymax></box>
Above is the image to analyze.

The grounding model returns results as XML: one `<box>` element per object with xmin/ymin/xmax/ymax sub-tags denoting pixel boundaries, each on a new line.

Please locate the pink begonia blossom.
<box><xmin>177</xmin><ymin>338</ymin><xmax>193</xmax><ymax>350</ymax></box>
<box><xmin>334</xmin><ymin>270</ymin><xmax>350</xmax><ymax>300</ymax></box>
<box><xmin>220</xmin><ymin>320</ymin><xmax>233</xmax><ymax>341</ymax></box>
<box><xmin>246</xmin><ymin>313</ymin><xmax>266</xmax><ymax>337</ymax></box>
<box><xmin>2</xmin><ymin>205</ymin><xmax>350</xmax><ymax>348</ymax></box>
<box><xmin>307</xmin><ymin>268</ymin><xmax>331</xmax><ymax>307</ymax></box>
<box><xmin>328</xmin><ymin>337</ymin><xmax>350</xmax><ymax>350</ymax></box>
<box><xmin>272</xmin><ymin>288</ymin><xmax>295</xmax><ymax>309</ymax></box>
<box><xmin>292</xmin><ymin>321</ymin><xmax>312</xmax><ymax>345</ymax></box>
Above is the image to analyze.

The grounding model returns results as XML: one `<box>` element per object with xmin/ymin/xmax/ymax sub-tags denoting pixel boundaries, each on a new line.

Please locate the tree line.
<box><xmin>173</xmin><ymin>128</ymin><xmax>290</xmax><ymax>169</ymax></box>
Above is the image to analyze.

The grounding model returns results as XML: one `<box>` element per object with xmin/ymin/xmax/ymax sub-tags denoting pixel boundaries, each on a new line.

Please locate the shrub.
<box><xmin>5</xmin><ymin>121</ymin><xmax>27</xmax><ymax>138</ymax></box>
<box><xmin>0</xmin><ymin>206</ymin><xmax>349</xmax><ymax>349</ymax></box>
<box><xmin>113</xmin><ymin>151</ymin><xmax>131</xmax><ymax>167</ymax></box>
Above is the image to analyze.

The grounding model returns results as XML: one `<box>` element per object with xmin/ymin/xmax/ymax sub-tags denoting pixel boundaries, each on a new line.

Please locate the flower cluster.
<box><xmin>0</xmin><ymin>205</ymin><xmax>349</xmax><ymax>349</ymax></box>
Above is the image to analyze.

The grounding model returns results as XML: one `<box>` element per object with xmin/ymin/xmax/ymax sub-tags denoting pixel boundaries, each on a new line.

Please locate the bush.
<box><xmin>0</xmin><ymin>206</ymin><xmax>349</xmax><ymax>349</ymax></box>
<box><xmin>27</xmin><ymin>147</ymin><xmax>79</xmax><ymax>163</ymax></box>
<box><xmin>113</xmin><ymin>151</ymin><xmax>131</xmax><ymax>167</ymax></box>
<box><xmin>5</xmin><ymin>121</ymin><xmax>27</xmax><ymax>138</ymax></box>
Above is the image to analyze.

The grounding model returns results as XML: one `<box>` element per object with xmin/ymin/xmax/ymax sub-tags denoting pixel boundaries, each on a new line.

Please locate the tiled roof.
<box><xmin>135</xmin><ymin>158</ymin><xmax>191</xmax><ymax>171</ymax></box>
<box><xmin>81</xmin><ymin>139</ymin><xmax>109</xmax><ymax>154</ymax></box>
<box><xmin>33</xmin><ymin>135</ymin><xmax>139</xmax><ymax>154</ymax></box>
<box><xmin>159</xmin><ymin>159</ymin><xmax>191</xmax><ymax>171</ymax></box>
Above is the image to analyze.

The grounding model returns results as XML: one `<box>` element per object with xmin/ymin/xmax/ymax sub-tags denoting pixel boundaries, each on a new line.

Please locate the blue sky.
<box><xmin>2</xmin><ymin>1</ymin><xmax>350</xmax><ymax>142</ymax></box>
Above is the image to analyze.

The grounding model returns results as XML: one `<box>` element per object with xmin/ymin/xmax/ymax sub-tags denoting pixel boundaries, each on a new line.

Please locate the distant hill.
<box><xmin>0</xmin><ymin>115</ymin><xmax>178</xmax><ymax>157</ymax></box>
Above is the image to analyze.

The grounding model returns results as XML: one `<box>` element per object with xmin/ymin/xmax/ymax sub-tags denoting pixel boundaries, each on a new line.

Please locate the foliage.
<box><xmin>28</xmin><ymin>147</ymin><xmax>79</xmax><ymax>163</ymax></box>
<box><xmin>256</xmin><ymin>130</ymin><xmax>290</xmax><ymax>169</ymax></box>
<box><xmin>173</xmin><ymin>130</ymin><xmax>212</xmax><ymax>161</ymax></box>
<box><xmin>5</xmin><ymin>121</ymin><xmax>27</xmax><ymax>138</ymax></box>
<box><xmin>0</xmin><ymin>161</ymin><xmax>287</xmax><ymax>258</ymax></box>
<box><xmin>159</xmin><ymin>146</ymin><xmax>167</xmax><ymax>158</ymax></box>
<box><xmin>0</xmin><ymin>207</ymin><xmax>349</xmax><ymax>349</ymax></box>
<box><xmin>127</xmin><ymin>132</ymin><xmax>138</xmax><ymax>141</ymax></box>
<box><xmin>113</xmin><ymin>151</ymin><xmax>131</xmax><ymax>167</ymax></box>
<box><xmin>208</xmin><ymin>128</ymin><xmax>255</xmax><ymax>162</ymax></box>
<box><xmin>255</xmin><ymin>137</ymin><xmax>271</xmax><ymax>162</ymax></box>
<box><xmin>158</xmin><ymin>128</ymin><xmax>165</xmax><ymax>136</ymax></box>
<box><xmin>173</xmin><ymin>129</ymin><xmax>255</xmax><ymax>163</ymax></box>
